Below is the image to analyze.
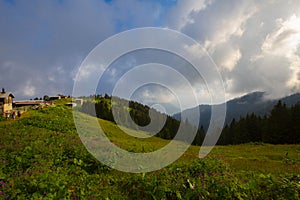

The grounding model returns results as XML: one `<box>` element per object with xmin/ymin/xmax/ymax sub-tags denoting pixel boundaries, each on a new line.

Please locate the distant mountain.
<box><xmin>173</xmin><ymin>92</ymin><xmax>300</xmax><ymax>130</ymax></box>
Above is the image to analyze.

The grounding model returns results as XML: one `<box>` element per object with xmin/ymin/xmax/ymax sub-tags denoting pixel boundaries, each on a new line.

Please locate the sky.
<box><xmin>1</xmin><ymin>0</ymin><xmax>300</xmax><ymax>113</ymax></box>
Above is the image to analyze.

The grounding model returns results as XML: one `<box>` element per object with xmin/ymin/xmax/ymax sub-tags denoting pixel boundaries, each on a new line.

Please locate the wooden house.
<box><xmin>13</xmin><ymin>100</ymin><xmax>44</xmax><ymax>108</ymax></box>
<box><xmin>0</xmin><ymin>88</ymin><xmax>15</xmax><ymax>116</ymax></box>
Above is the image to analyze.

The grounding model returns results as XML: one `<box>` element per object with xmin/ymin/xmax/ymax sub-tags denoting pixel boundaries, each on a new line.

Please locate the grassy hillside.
<box><xmin>0</xmin><ymin>101</ymin><xmax>299</xmax><ymax>199</ymax></box>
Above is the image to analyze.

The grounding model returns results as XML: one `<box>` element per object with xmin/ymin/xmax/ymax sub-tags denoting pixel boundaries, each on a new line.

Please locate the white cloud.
<box><xmin>22</xmin><ymin>81</ymin><xmax>36</xmax><ymax>97</ymax></box>
<box><xmin>214</xmin><ymin>46</ymin><xmax>241</xmax><ymax>72</ymax></box>
<box><xmin>204</xmin><ymin>7</ymin><xmax>256</xmax><ymax>53</ymax></box>
<box><xmin>75</xmin><ymin>64</ymin><xmax>104</xmax><ymax>82</ymax></box>
<box><xmin>287</xmin><ymin>58</ymin><xmax>300</xmax><ymax>91</ymax></box>
<box><xmin>139</xmin><ymin>88</ymin><xmax>176</xmax><ymax>104</ymax></box>
<box><xmin>261</xmin><ymin>14</ymin><xmax>300</xmax><ymax>58</ymax></box>
<box><xmin>183</xmin><ymin>43</ymin><xmax>206</xmax><ymax>59</ymax></box>
<box><xmin>221</xmin><ymin>48</ymin><xmax>241</xmax><ymax>71</ymax></box>
<box><xmin>253</xmin><ymin>14</ymin><xmax>300</xmax><ymax>96</ymax></box>
<box><xmin>171</xmin><ymin>0</ymin><xmax>300</xmax><ymax>100</ymax></box>
<box><xmin>167</xmin><ymin>0</ymin><xmax>212</xmax><ymax>30</ymax></box>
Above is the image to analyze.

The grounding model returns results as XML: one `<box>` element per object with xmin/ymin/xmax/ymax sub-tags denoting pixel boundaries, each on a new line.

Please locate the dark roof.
<box><xmin>0</xmin><ymin>92</ymin><xmax>15</xmax><ymax>99</ymax></box>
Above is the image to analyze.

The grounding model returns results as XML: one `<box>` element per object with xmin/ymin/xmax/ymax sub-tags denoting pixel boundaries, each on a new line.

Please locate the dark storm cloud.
<box><xmin>0</xmin><ymin>0</ymin><xmax>116</xmax><ymax>99</ymax></box>
<box><xmin>0</xmin><ymin>0</ymin><xmax>164</xmax><ymax>99</ymax></box>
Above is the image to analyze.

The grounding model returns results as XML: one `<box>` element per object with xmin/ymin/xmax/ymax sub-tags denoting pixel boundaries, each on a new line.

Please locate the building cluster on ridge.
<box><xmin>0</xmin><ymin>87</ymin><xmax>82</xmax><ymax>118</ymax></box>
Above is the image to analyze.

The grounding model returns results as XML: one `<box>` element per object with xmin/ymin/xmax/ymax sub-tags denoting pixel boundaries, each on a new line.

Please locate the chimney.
<box><xmin>1</xmin><ymin>88</ymin><xmax>5</xmax><ymax>93</ymax></box>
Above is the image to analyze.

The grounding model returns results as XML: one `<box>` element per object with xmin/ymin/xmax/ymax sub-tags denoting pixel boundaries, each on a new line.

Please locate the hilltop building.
<box><xmin>0</xmin><ymin>88</ymin><xmax>15</xmax><ymax>116</ymax></box>
<box><xmin>13</xmin><ymin>100</ymin><xmax>44</xmax><ymax>108</ymax></box>
<box><xmin>49</xmin><ymin>95</ymin><xmax>68</xmax><ymax>101</ymax></box>
<box><xmin>74</xmin><ymin>98</ymin><xmax>83</xmax><ymax>106</ymax></box>
<box><xmin>49</xmin><ymin>96</ymin><xmax>61</xmax><ymax>100</ymax></box>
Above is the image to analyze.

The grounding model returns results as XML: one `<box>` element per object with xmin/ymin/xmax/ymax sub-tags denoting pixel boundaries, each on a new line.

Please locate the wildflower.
<box><xmin>69</xmin><ymin>188</ymin><xmax>75</xmax><ymax>194</ymax></box>
<box><xmin>0</xmin><ymin>191</ymin><xmax>3</xmax><ymax>195</ymax></box>
<box><xmin>187</xmin><ymin>179</ymin><xmax>195</xmax><ymax>190</ymax></box>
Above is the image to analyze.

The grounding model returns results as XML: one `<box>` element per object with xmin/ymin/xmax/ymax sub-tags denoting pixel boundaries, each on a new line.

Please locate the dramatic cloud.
<box><xmin>0</xmin><ymin>0</ymin><xmax>116</xmax><ymax>98</ymax></box>
<box><xmin>1</xmin><ymin>0</ymin><xmax>300</xmax><ymax>113</ymax></box>
<box><xmin>0</xmin><ymin>0</ymin><xmax>163</xmax><ymax>99</ymax></box>
<box><xmin>169</xmin><ymin>0</ymin><xmax>300</xmax><ymax>100</ymax></box>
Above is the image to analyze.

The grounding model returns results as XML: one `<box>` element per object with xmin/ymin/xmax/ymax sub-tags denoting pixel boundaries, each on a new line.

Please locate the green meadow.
<box><xmin>0</xmin><ymin>99</ymin><xmax>299</xmax><ymax>199</ymax></box>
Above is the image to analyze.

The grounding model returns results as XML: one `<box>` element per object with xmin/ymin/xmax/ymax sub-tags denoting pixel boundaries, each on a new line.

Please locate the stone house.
<box><xmin>0</xmin><ymin>88</ymin><xmax>15</xmax><ymax>117</ymax></box>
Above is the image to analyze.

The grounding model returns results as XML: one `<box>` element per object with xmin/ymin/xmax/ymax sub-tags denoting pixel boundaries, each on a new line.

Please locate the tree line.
<box><xmin>79</xmin><ymin>94</ymin><xmax>205</xmax><ymax>145</ymax></box>
<box><xmin>79</xmin><ymin>95</ymin><xmax>299</xmax><ymax>145</ymax></box>
<box><xmin>218</xmin><ymin>100</ymin><xmax>300</xmax><ymax>145</ymax></box>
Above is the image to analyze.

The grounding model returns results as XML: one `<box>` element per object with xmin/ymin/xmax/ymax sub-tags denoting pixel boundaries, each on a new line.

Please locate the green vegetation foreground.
<box><xmin>0</xmin><ymin>102</ymin><xmax>299</xmax><ymax>199</ymax></box>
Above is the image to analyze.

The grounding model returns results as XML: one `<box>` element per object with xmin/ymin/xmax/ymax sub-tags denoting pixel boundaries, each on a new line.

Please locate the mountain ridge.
<box><xmin>173</xmin><ymin>92</ymin><xmax>300</xmax><ymax>130</ymax></box>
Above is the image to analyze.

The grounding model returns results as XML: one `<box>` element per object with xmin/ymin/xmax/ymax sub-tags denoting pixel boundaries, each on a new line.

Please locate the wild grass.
<box><xmin>0</xmin><ymin>102</ymin><xmax>299</xmax><ymax>199</ymax></box>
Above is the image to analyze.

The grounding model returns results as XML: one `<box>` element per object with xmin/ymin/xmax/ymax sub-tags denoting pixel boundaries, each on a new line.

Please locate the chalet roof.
<box><xmin>0</xmin><ymin>92</ymin><xmax>15</xmax><ymax>99</ymax></box>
